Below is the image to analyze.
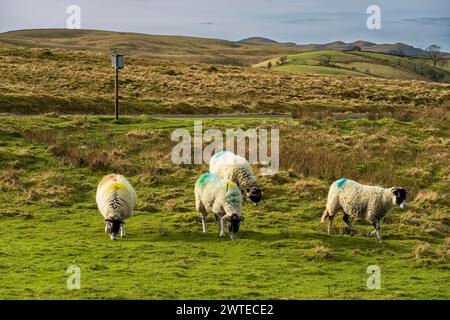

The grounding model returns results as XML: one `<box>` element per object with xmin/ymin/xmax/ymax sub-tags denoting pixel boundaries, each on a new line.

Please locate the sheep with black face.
<box><xmin>321</xmin><ymin>178</ymin><xmax>410</xmax><ymax>243</ymax></box>
<box><xmin>96</xmin><ymin>174</ymin><xmax>137</xmax><ymax>240</ymax></box>
<box><xmin>195</xmin><ymin>172</ymin><xmax>244</xmax><ymax>240</ymax></box>
<box><xmin>210</xmin><ymin>151</ymin><xmax>262</xmax><ymax>206</ymax></box>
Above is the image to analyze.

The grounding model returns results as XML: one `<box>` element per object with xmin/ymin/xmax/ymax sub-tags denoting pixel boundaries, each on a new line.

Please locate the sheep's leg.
<box><xmin>217</xmin><ymin>214</ymin><xmax>225</xmax><ymax>238</ymax></box>
<box><xmin>374</xmin><ymin>221</ymin><xmax>383</xmax><ymax>243</ymax></box>
<box><xmin>198</xmin><ymin>202</ymin><xmax>208</xmax><ymax>234</ymax></box>
<box><xmin>366</xmin><ymin>221</ymin><xmax>383</xmax><ymax>242</ymax></box>
<box><xmin>343</xmin><ymin>214</ymin><xmax>355</xmax><ymax>236</ymax></box>
<box><xmin>201</xmin><ymin>217</ymin><xmax>208</xmax><ymax>233</ymax></box>
<box><xmin>327</xmin><ymin>215</ymin><xmax>335</xmax><ymax>234</ymax></box>
<box><xmin>120</xmin><ymin>223</ymin><xmax>126</xmax><ymax>238</ymax></box>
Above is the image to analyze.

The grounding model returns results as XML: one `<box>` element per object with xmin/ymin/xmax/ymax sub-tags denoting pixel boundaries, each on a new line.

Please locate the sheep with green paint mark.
<box><xmin>195</xmin><ymin>172</ymin><xmax>244</xmax><ymax>240</ymax></box>
<box><xmin>321</xmin><ymin>178</ymin><xmax>410</xmax><ymax>243</ymax></box>
<box><xmin>210</xmin><ymin>151</ymin><xmax>262</xmax><ymax>206</ymax></box>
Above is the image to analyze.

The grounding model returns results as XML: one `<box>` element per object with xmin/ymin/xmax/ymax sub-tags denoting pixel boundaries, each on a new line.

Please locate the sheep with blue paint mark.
<box><xmin>96</xmin><ymin>174</ymin><xmax>137</xmax><ymax>240</ymax></box>
<box><xmin>321</xmin><ymin>178</ymin><xmax>410</xmax><ymax>243</ymax></box>
<box><xmin>210</xmin><ymin>151</ymin><xmax>262</xmax><ymax>205</ymax></box>
<box><xmin>195</xmin><ymin>172</ymin><xmax>244</xmax><ymax>240</ymax></box>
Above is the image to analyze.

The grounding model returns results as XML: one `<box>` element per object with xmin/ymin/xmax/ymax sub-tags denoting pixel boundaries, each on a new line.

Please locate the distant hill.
<box><xmin>238</xmin><ymin>37</ymin><xmax>297</xmax><ymax>47</ymax></box>
<box><xmin>253</xmin><ymin>50</ymin><xmax>450</xmax><ymax>83</ymax></box>
<box><xmin>239</xmin><ymin>37</ymin><xmax>444</xmax><ymax>58</ymax></box>
<box><xmin>0</xmin><ymin>29</ymin><xmax>301</xmax><ymax>66</ymax></box>
<box><xmin>0</xmin><ymin>29</ymin><xmax>444</xmax><ymax>69</ymax></box>
<box><xmin>239</xmin><ymin>37</ymin><xmax>279</xmax><ymax>45</ymax></box>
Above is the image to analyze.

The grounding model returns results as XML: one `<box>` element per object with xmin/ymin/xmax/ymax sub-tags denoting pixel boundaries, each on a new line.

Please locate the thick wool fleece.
<box><xmin>195</xmin><ymin>172</ymin><xmax>242</xmax><ymax>217</ymax></box>
<box><xmin>209</xmin><ymin>151</ymin><xmax>259</xmax><ymax>191</ymax></box>
<box><xmin>96</xmin><ymin>174</ymin><xmax>137</xmax><ymax>221</ymax></box>
<box><xmin>324</xmin><ymin>178</ymin><xmax>394</xmax><ymax>223</ymax></box>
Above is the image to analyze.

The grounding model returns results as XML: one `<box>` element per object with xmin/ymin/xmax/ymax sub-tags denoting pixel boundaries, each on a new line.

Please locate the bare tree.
<box><xmin>426</xmin><ymin>45</ymin><xmax>442</xmax><ymax>67</ymax></box>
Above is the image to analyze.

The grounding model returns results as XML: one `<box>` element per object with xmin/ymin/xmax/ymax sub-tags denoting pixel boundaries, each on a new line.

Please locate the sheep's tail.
<box><xmin>321</xmin><ymin>209</ymin><xmax>330</xmax><ymax>224</ymax></box>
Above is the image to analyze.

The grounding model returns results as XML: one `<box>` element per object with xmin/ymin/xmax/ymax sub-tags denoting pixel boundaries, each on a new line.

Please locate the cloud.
<box><xmin>200</xmin><ymin>22</ymin><xmax>214</xmax><ymax>25</ymax></box>
<box><xmin>397</xmin><ymin>17</ymin><xmax>450</xmax><ymax>25</ymax></box>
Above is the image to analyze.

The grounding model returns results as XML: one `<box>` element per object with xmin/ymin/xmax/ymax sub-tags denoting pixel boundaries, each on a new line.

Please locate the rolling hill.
<box><xmin>0</xmin><ymin>29</ymin><xmax>302</xmax><ymax>66</ymax></box>
<box><xmin>254</xmin><ymin>50</ymin><xmax>450</xmax><ymax>83</ymax></box>
<box><xmin>240</xmin><ymin>37</ymin><xmax>444</xmax><ymax>58</ymax></box>
<box><xmin>1</xmin><ymin>29</ymin><xmax>447</xmax><ymax>69</ymax></box>
<box><xmin>1</xmin><ymin>41</ymin><xmax>449</xmax><ymax>115</ymax></box>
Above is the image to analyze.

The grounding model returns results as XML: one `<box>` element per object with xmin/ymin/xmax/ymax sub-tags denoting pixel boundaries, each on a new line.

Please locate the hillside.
<box><xmin>254</xmin><ymin>50</ymin><xmax>450</xmax><ymax>83</ymax></box>
<box><xmin>1</xmin><ymin>42</ymin><xmax>449</xmax><ymax>115</ymax></box>
<box><xmin>0</xmin><ymin>29</ymin><xmax>302</xmax><ymax>66</ymax></box>
<box><xmin>0</xmin><ymin>29</ymin><xmax>444</xmax><ymax>70</ymax></box>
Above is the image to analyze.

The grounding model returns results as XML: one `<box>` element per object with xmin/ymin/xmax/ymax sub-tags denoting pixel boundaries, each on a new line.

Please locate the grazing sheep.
<box><xmin>210</xmin><ymin>151</ymin><xmax>262</xmax><ymax>205</ymax></box>
<box><xmin>321</xmin><ymin>178</ymin><xmax>409</xmax><ymax>243</ymax></box>
<box><xmin>96</xmin><ymin>174</ymin><xmax>137</xmax><ymax>240</ymax></box>
<box><xmin>195</xmin><ymin>172</ymin><xmax>244</xmax><ymax>240</ymax></box>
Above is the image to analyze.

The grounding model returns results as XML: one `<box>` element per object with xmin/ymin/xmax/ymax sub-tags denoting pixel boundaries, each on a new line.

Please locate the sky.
<box><xmin>0</xmin><ymin>0</ymin><xmax>449</xmax><ymax>51</ymax></box>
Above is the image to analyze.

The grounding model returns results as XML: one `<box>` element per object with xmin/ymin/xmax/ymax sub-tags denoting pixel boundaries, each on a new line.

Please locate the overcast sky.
<box><xmin>1</xmin><ymin>0</ymin><xmax>449</xmax><ymax>51</ymax></box>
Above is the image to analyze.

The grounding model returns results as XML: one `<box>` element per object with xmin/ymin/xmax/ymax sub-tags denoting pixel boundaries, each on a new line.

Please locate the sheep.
<box><xmin>195</xmin><ymin>172</ymin><xmax>244</xmax><ymax>240</ymax></box>
<box><xmin>96</xmin><ymin>174</ymin><xmax>137</xmax><ymax>240</ymax></box>
<box><xmin>321</xmin><ymin>178</ymin><xmax>409</xmax><ymax>243</ymax></box>
<box><xmin>209</xmin><ymin>151</ymin><xmax>262</xmax><ymax>205</ymax></box>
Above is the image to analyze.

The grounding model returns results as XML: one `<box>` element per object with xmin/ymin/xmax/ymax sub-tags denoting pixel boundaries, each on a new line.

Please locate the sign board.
<box><xmin>111</xmin><ymin>54</ymin><xmax>125</xmax><ymax>69</ymax></box>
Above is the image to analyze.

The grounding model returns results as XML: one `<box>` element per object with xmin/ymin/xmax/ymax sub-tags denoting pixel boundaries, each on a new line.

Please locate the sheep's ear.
<box><xmin>391</xmin><ymin>187</ymin><xmax>400</xmax><ymax>194</ymax></box>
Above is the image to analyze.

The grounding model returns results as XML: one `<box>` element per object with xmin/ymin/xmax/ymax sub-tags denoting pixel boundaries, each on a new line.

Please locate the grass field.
<box><xmin>0</xmin><ymin>113</ymin><xmax>449</xmax><ymax>299</ymax></box>
<box><xmin>1</xmin><ymin>43</ymin><xmax>449</xmax><ymax>115</ymax></box>
<box><xmin>254</xmin><ymin>50</ymin><xmax>450</xmax><ymax>83</ymax></box>
<box><xmin>0</xmin><ymin>29</ymin><xmax>302</xmax><ymax>66</ymax></box>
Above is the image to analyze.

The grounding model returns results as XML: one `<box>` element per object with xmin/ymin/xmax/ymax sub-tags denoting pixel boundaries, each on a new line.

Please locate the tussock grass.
<box><xmin>0</xmin><ymin>42</ymin><xmax>449</xmax><ymax>115</ymax></box>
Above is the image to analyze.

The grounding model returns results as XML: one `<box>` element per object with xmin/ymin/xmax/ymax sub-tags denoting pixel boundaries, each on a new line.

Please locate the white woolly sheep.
<box><xmin>321</xmin><ymin>178</ymin><xmax>409</xmax><ymax>243</ymax></box>
<box><xmin>210</xmin><ymin>151</ymin><xmax>262</xmax><ymax>205</ymax></box>
<box><xmin>96</xmin><ymin>174</ymin><xmax>137</xmax><ymax>240</ymax></box>
<box><xmin>195</xmin><ymin>172</ymin><xmax>244</xmax><ymax>240</ymax></box>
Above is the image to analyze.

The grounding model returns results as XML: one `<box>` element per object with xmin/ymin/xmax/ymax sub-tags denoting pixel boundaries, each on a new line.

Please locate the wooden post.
<box><xmin>115</xmin><ymin>64</ymin><xmax>119</xmax><ymax>120</ymax></box>
<box><xmin>112</xmin><ymin>53</ymin><xmax>124</xmax><ymax>120</ymax></box>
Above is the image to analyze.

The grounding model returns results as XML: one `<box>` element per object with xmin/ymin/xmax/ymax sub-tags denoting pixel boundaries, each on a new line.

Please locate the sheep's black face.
<box><xmin>227</xmin><ymin>214</ymin><xmax>244</xmax><ymax>240</ymax></box>
<box><xmin>392</xmin><ymin>188</ymin><xmax>408</xmax><ymax>209</ymax></box>
<box><xmin>105</xmin><ymin>219</ymin><xmax>122</xmax><ymax>240</ymax></box>
<box><xmin>247</xmin><ymin>187</ymin><xmax>262</xmax><ymax>205</ymax></box>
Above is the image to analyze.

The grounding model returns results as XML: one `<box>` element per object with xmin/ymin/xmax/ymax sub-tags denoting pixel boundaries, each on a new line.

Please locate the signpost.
<box><xmin>111</xmin><ymin>53</ymin><xmax>125</xmax><ymax>120</ymax></box>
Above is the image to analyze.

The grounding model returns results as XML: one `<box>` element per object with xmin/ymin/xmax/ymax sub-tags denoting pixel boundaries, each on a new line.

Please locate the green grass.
<box><xmin>0</xmin><ymin>115</ymin><xmax>448</xmax><ymax>299</ymax></box>
<box><xmin>255</xmin><ymin>50</ymin><xmax>450</xmax><ymax>83</ymax></box>
<box><xmin>276</xmin><ymin>64</ymin><xmax>361</xmax><ymax>76</ymax></box>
